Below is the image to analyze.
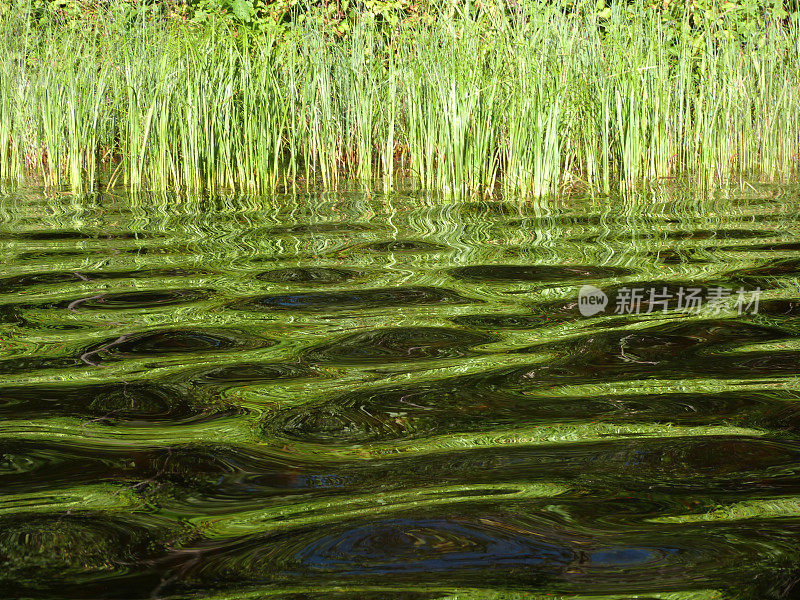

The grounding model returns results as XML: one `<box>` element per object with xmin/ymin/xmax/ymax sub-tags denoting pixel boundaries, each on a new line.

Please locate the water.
<box><xmin>1</xmin><ymin>186</ymin><xmax>799</xmax><ymax>600</ymax></box>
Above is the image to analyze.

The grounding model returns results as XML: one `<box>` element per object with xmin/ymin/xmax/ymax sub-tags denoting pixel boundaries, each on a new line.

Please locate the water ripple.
<box><xmin>1</xmin><ymin>190</ymin><xmax>800</xmax><ymax>599</ymax></box>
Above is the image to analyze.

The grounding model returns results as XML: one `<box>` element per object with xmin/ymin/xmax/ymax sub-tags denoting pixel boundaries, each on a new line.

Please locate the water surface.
<box><xmin>1</xmin><ymin>186</ymin><xmax>800</xmax><ymax>600</ymax></box>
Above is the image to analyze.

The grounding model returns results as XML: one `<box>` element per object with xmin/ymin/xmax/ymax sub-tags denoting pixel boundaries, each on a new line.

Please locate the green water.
<box><xmin>1</xmin><ymin>186</ymin><xmax>800</xmax><ymax>600</ymax></box>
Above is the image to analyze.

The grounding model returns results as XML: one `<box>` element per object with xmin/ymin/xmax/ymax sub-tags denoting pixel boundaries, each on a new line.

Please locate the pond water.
<box><xmin>1</xmin><ymin>186</ymin><xmax>800</xmax><ymax>600</ymax></box>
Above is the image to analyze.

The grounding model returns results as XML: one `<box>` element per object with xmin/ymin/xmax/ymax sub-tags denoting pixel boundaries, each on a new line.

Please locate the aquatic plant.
<box><xmin>1</xmin><ymin>1</ymin><xmax>799</xmax><ymax>195</ymax></box>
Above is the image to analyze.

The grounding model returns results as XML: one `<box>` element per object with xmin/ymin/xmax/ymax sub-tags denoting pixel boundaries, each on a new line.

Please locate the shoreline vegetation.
<box><xmin>1</xmin><ymin>1</ymin><xmax>799</xmax><ymax>196</ymax></box>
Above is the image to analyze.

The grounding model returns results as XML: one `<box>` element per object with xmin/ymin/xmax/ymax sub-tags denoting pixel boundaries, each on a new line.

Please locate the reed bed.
<box><xmin>1</xmin><ymin>2</ymin><xmax>799</xmax><ymax>195</ymax></box>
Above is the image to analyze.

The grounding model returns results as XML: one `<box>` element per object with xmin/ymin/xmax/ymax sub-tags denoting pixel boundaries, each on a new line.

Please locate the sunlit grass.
<box><xmin>1</xmin><ymin>2</ymin><xmax>799</xmax><ymax>195</ymax></box>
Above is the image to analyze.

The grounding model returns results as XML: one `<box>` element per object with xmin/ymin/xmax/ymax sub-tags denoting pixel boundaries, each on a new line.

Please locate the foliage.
<box><xmin>5</xmin><ymin>0</ymin><xmax>800</xmax><ymax>39</ymax></box>
<box><xmin>1</xmin><ymin>1</ymin><xmax>800</xmax><ymax>195</ymax></box>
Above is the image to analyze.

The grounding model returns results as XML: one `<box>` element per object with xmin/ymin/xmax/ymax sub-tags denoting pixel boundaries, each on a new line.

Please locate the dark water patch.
<box><xmin>0</xmin><ymin>271</ymin><xmax>96</xmax><ymax>293</ymax></box>
<box><xmin>646</xmin><ymin>249</ymin><xmax>712</xmax><ymax>264</ymax></box>
<box><xmin>365</xmin><ymin>436</ymin><xmax>800</xmax><ymax>493</ymax></box>
<box><xmin>79</xmin><ymin>328</ymin><xmax>272</xmax><ymax>363</ymax></box>
<box><xmin>0</xmin><ymin>440</ymin><xmax>152</xmax><ymax>493</ymax></box>
<box><xmin>217</xmin><ymin>594</ymin><xmax>446</xmax><ymax>600</ymax></box>
<box><xmin>517</xmin><ymin>318</ymin><xmax>790</xmax><ymax>360</ymax></box>
<box><xmin>0</xmin><ymin>230</ymin><xmax>151</xmax><ymax>241</ymax></box>
<box><xmin>0</xmin><ymin>441</ymin><xmax>323</xmax><ymax>498</ymax></box>
<box><xmin>39</xmin><ymin>288</ymin><xmax>215</xmax><ymax>310</ymax></box>
<box><xmin>642</xmin><ymin>319</ymin><xmax>792</xmax><ymax>347</ymax></box>
<box><xmin>505</xmin><ymin>320</ymin><xmax>796</xmax><ymax>386</ymax></box>
<box><xmin>506</xmin><ymin>214</ymin><xmax>605</xmax><ymax>227</ymax></box>
<box><xmin>174</xmin><ymin>516</ymin><xmax>571</xmax><ymax>589</ymax></box>
<box><xmin>268</xmin><ymin>222</ymin><xmax>374</xmax><ymax>235</ymax></box>
<box><xmin>691</xmin><ymin>350</ymin><xmax>800</xmax><ymax>379</ymax></box>
<box><xmin>727</xmin><ymin>258</ymin><xmax>800</xmax><ymax>287</ymax></box>
<box><xmin>450</xmin><ymin>264</ymin><xmax>633</xmax><ymax>283</ymax></box>
<box><xmin>302</xmin><ymin>327</ymin><xmax>496</xmax><ymax>364</ymax></box>
<box><xmin>0</xmin><ymin>511</ymin><xmax>194</xmax><ymax>600</ymax></box>
<box><xmin>0</xmin><ymin>356</ymin><xmax>82</xmax><ymax>376</ymax></box>
<box><xmin>0</xmin><ymin>512</ymin><xmax>165</xmax><ymax>588</ymax></box>
<box><xmin>170</xmin><ymin>512</ymin><xmax>800</xmax><ymax>594</ymax></box>
<box><xmin>752</xmin><ymin>400</ymin><xmax>800</xmax><ymax>435</ymax></box>
<box><xmin>0</xmin><ymin>382</ymin><xmax>220</xmax><ymax>425</ymax></box>
<box><xmin>458</xmin><ymin>201</ymin><xmax>529</xmax><ymax>217</ymax></box>
<box><xmin>267</xmin><ymin>383</ymin><xmax>798</xmax><ymax>444</ymax></box>
<box><xmin>6</xmin><ymin>230</ymin><xmax>91</xmax><ymax>240</ymax></box>
<box><xmin>662</xmin><ymin>228</ymin><xmax>776</xmax><ymax>241</ymax></box>
<box><xmin>140</xmin><ymin>445</ymin><xmax>374</xmax><ymax>508</ymax></box>
<box><xmin>759</xmin><ymin>298</ymin><xmax>800</xmax><ymax>317</ymax></box>
<box><xmin>719</xmin><ymin>241</ymin><xmax>800</xmax><ymax>252</ymax></box>
<box><xmin>15</xmin><ymin>249</ymin><xmax>86</xmax><ymax>260</ymax></box>
<box><xmin>357</xmin><ymin>240</ymin><xmax>449</xmax><ymax>253</ymax></box>
<box><xmin>451</xmin><ymin>309</ymin><xmax>574</xmax><ymax>330</ymax></box>
<box><xmin>256</xmin><ymin>267</ymin><xmax>363</xmax><ymax>284</ymax></box>
<box><xmin>7</xmin><ymin>437</ymin><xmax>800</xmax><ymax>501</ymax></box>
<box><xmin>509</xmin><ymin>347</ymin><xmax>800</xmax><ymax>388</ymax></box>
<box><xmin>270</xmin><ymin>400</ymin><xmax>417</xmax><ymax>443</ymax></box>
<box><xmin>190</xmin><ymin>361</ymin><xmax>317</xmax><ymax>385</ymax></box>
<box><xmin>75</xmin><ymin>288</ymin><xmax>212</xmax><ymax>309</ymax></box>
<box><xmin>229</xmin><ymin>287</ymin><xmax>479</xmax><ymax>312</ymax></box>
<box><xmin>247</xmin><ymin>433</ymin><xmax>800</xmax><ymax>498</ymax></box>
<box><xmin>0</xmin><ymin>304</ymin><xmax>27</xmax><ymax>326</ymax></box>
<box><xmin>0</xmin><ymin>268</ymin><xmax>211</xmax><ymax>294</ymax></box>
<box><xmin>289</xmin><ymin>517</ymin><xmax>573</xmax><ymax>574</ymax></box>
<box><xmin>613</xmin><ymin>228</ymin><xmax>780</xmax><ymax>242</ymax></box>
<box><xmin>0</xmin><ymin>328</ymin><xmax>274</xmax><ymax>377</ymax></box>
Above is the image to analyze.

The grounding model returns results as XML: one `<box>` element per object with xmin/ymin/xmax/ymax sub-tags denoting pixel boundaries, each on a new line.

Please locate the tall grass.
<box><xmin>1</xmin><ymin>2</ymin><xmax>799</xmax><ymax>195</ymax></box>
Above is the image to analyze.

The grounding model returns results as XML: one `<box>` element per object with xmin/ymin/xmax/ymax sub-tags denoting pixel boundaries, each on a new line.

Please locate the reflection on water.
<box><xmin>1</xmin><ymin>185</ymin><xmax>799</xmax><ymax>599</ymax></box>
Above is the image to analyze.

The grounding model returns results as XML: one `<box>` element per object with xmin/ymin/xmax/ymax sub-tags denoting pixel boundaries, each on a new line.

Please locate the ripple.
<box><xmin>190</xmin><ymin>361</ymin><xmax>317</xmax><ymax>384</ymax></box>
<box><xmin>0</xmin><ymin>304</ymin><xmax>26</xmax><ymax>326</ymax></box>
<box><xmin>759</xmin><ymin>298</ymin><xmax>800</xmax><ymax>317</ymax></box>
<box><xmin>0</xmin><ymin>512</ymin><xmax>175</xmax><ymax>599</ymax></box>
<box><xmin>646</xmin><ymin>249</ymin><xmax>712</xmax><ymax>264</ymax></box>
<box><xmin>0</xmin><ymin>440</ymin><xmax>146</xmax><ymax>493</ymax></box>
<box><xmin>3</xmin><ymin>191</ymin><xmax>800</xmax><ymax>598</ymax></box>
<box><xmin>358</xmin><ymin>240</ymin><xmax>448</xmax><ymax>253</ymax></box>
<box><xmin>719</xmin><ymin>241</ymin><xmax>800</xmax><ymax>252</ymax></box>
<box><xmin>302</xmin><ymin>327</ymin><xmax>496</xmax><ymax>364</ymax></box>
<box><xmin>266</xmin><ymin>382</ymin><xmax>798</xmax><ymax>444</ymax></box>
<box><xmin>183</xmin><ymin>516</ymin><xmax>574</xmax><ymax>587</ymax></box>
<box><xmin>256</xmin><ymin>267</ymin><xmax>363</xmax><ymax>284</ymax></box>
<box><xmin>15</xmin><ymin>250</ymin><xmax>85</xmax><ymax>260</ymax></box>
<box><xmin>507</xmin><ymin>319</ymin><xmax>795</xmax><ymax>386</ymax></box>
<box><xmin>449</xmin><ymin>264</ymin><xmax>632</xmax><ymax>282</ymax></box>
<box><xmin>60</xmin><ymin>288</ymin><xmax>213</xmax><ymax>310</ymax></box>
<box><xmin>1</xmin><ymin>441</ymin><xmax>317</xmax><ymax>498</ymax></box>
<box><xmin>229</xmin><ymin>287</ymin><xmax>479</xmax><ymax>312</ymax></box>
<box><xmin>662</xmin><ymin>228</ymin><xmax>777</xmax><ymax>240</ymax></box>
<box><xmin>451</xmin><ymin>311</ymin><xmax>572</xmax><ymax>330</ymax></box>
<box><xmin>0</xmin><ymin>513</ymin><xmax>156</xmax><ymax>575</ymax></box>
<box><xmin>1</xmin><ymin>230</ymin><xmax>151</xmax><ymax>241</ymax></box>
<box><xmin>727</xmin><ymin>258</ymin><xmax>800</xmax><ymax>287</ymax></box>
<box><xmin>0</xmin><ymin>268</ymin><xmax>210</xmax><ymax>294</ymax></box>
<box><xmin>79</xmin><ymin>328</ymin><xmax>272</xmax><ymax>363</ymax></box>
<box><xmin>269</xmin><ymin>222</ymin><xmax>374</xmax><ymax>234</ymax></box>
<box><xmin>269</xmin><ymin>403</ymin><xmax>411</xmax><ymax>443</ymax></box>
<box><xmin>0</xmin><ymin>382</ymin><xmax>210</xmax><ymax>424</ymax></box>
<box><xmin>291</xmin><ymin>517</ymin><xmax>573</xmax><ymax>573</ymax></box>
<box><xmin>0</xmin><ymin>356</ymin><xmax>81</xmax><ymax>376</ymax></box>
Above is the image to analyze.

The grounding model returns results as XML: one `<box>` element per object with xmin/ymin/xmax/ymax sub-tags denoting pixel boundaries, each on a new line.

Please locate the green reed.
<box><xmin>1</xmin><ymin>1</ymin><xmax>799</xmax><ymax>195</ymax></box>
